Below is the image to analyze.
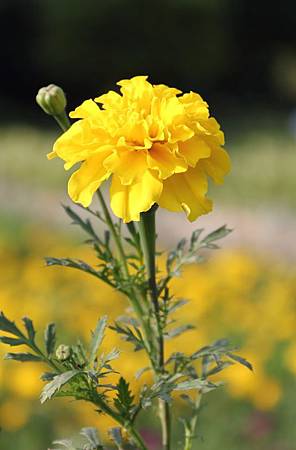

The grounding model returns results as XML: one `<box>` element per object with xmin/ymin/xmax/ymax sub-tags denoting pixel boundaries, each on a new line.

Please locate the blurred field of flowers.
<box><xmin>1</xmin><ymin>221</ymin><xmax>296</xmax><ymax>449</ymax></box>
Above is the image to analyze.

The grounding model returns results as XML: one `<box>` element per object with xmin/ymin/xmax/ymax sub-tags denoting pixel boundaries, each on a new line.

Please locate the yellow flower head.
<box><xmin>49</xmin><ymin>76</ymin><xmax>230</xmax><ymax>222</ymax></box>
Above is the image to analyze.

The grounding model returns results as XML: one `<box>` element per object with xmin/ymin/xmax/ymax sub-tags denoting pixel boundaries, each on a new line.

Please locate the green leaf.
<box><xmin>110</xmin><ymin>322</ymin><xmax>144</xmax><ymax>352</ymax></box>
<box><xmin>104</xmin><ymin>348</ymin><xmax>120</xmax><ymax>362</ymax></box>
<box><xmin>45</xmin><ymin>323</ymin><xmax>56</xmax><ymax>356</ymax></box>
<box><xmin>168</xmin><ymin>298</ymin><xmax>188</xmax><ymax>314</ymax></box>
<box><xmin>165</xmin><ymin>324</ymin><xmax>195</xmax><ymax>339</ymax></box>
<box><xmin>205</xmin><ymin>360</ymin><xmax>234</xmax><ymax>376</ymax></box>
<box><xmin>227</xmin><ymin>352</ymin><xmax>253</xmax><ymax>371</ymax></box>
<box><xmin>5</xmin><ymin>352</ymin><xmax>42</xmax><ymax>362</ymax></box>
<box><xmin>0</xmin><ymin>336</ymin><xmax>25</xmax><ymax>346</ymax></box>
<box><xmin>114</xmin><ymin>377</ymin><xmax>135</xmax><ymax>419</ymax></box>
<box><xmin>63</xmin><ymin>205</ymin><xmax>98</xmax><ymax>240</ymax></box>
<box><xmin>190</xmin><ymin>229</ymin><xmax>203</xmax><ymax>248</ymax></box>
<box><xmin>89</xmin><ymin>316</ymin><xmax>107</xmax><ymax>365</ymax></box>
<box><xmin>135</xmin><ymin>366</ymin><xmax>151</xmax><ymax>380</ymax></box>
<box><xmin>0</xmin><ymin>312</ymin><xmax>23</xmax><ymax>337</ymax></box>
<box><xmin>174</xmin><ymin>378</ymin><xmax>221</xmax><ymax>393</ymax></box>
<box><xmin>41</xmin><ymin>372</ymin><xmax>57</xmax><ymax>381</ymax></box>
<box><xmin>108</xmin><ymin>427</ymin><xmax>124</xmax><ymax>449</ymax></box>
<box><xmin>22</xmin><ymin>316</ymin><xmax>36</xmax><ymax>342</ymax></box>
<box><xmin>80</xmin><ymin>427</ymin><xmax>103</xmax><ymax>448</ymax></box>
<box><xmin>51</xmin><ymin>439</ymin><xmax>75</xmax><ymax>449</ymax></box>
<box><xmin>201</xmin><ymin>225</ymin><xmax>232</xmax><ymax>246</ymax></box>
<box><xmin>40</xmin><ymin>370</ymin><xmax>80</xmax><ymax>404</ymax></box>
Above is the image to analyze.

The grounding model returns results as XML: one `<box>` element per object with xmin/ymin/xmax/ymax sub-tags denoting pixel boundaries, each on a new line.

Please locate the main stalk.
<box><xmin>139</xmin><ymin>206</ymin><xmax>171</xmax><ymax>450</ymax></box>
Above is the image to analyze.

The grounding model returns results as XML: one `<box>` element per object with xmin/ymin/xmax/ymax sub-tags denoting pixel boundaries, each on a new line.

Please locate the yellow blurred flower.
<box><xmin>8</xmin><ymin>364</ymin><xmax>43</xmax><ymax>399</ymax></box>
<box><xmin>0</xmin><ymin>399</ymin><xmax>30</xmax><ymax>431</ymax></box>
<box><xmin>49</xmin><ymin>76</ymin><xmax>230</xmax><ymax>222</ymax></box>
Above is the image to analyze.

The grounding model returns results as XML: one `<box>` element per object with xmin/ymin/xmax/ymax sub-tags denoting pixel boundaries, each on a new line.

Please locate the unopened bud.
<box><xmin>36</xmin><ymin>84</ymin><xmax>67</xmax><ymax>116</ymax></box>
<box><xmin>56</xmin><ymin>344</ymin><xmax>71</xmax><ymax>361</ymax></box>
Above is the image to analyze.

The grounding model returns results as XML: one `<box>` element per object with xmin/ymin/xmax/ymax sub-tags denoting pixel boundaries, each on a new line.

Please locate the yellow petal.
<box><xmin>47</xmin><ymin>150</ymin><xmax>57</xmax><ymax>160</ymax></box>
<box><xmin>68</xmin><ymin>151</ymin><xmax>110</xmax><ymax>207</ymax></box>
<box><xmin>53</xmin><ymin>120</ymin><xmax>111</xmax><ymax>169</ymax></box>
<box><xmin>110</xmin><ymin>170</ymin><xmax>163</xmax><ymax>222</ymax></box>
<box><xmin>177</xmin><ymin>136</ymin><xmax>211</xmax><ymax>167</ymax></box>
<box><xmin>197</xmin><ymin>118</ymin><xmax>225</xmax><ymax>145</ymax></box>
<box><xmin>168</xmin><ymin>124</ymin><xmax>194</xmax><ymax>143</ymax></box>
<box><xmin>69</xmin><ymin>99</ymin><xmax>101</xmax><ymax>119</ymax></box>
<box><xmin>104</xmin><ymin>149</ymin><xmax>148</xmax><ymax>185</ymax></box>
<box><xmin>158</xmin><ymin>165</ymin><xmax>212</xmax><ymax>221</ymax></box>
<box><xmin>201</xmin><ymin>147</ymin><xmax>231</xmax><ymax>184</ymax></box>
<box><xmin>147</xmin><ymin>143</ymin><xmax>187</xmax><ymax>179</ymax></box>
<box><xmin>95</xmin><ymin>90</ymin><xmax>122</xmax><ymax>109</ymax></box>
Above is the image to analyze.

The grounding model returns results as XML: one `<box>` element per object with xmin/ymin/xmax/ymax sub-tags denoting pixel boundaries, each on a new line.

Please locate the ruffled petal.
<box><xmin>177</xmin><ymin>135</ymin><xmax>211</xmax><ymax>167</ymax></box>
<box><xmin>168</xmin><ymin>124</ymin><xmax>194</xmax><ymax>143</ymax></box>
<box><xmin>158</xmin><ymin>165</ymin><xmax>212</xmax><ymax>221</ymax></box>
<box><xmin>200</xmin><ymin>147</ymin><xmax>231</xmax><ymax>183</ymax></box>
<box><xmin>51</xmin><ymin>120</ymin><xmax>112</xmax><ymax>169</ymax></box>
<box><xmin>110</xmin><ymin>170</ymin><xmax>163</xmax><ymax>222</ymax></box>
<box><xmin>95</xmin><ymin>90</ymin><xmax>122</xmax><ymax>109</ymax></box>
<box><xmin>147</xmin><ymin>143</ymin><xmax>187</xmax><ymax>179</ymax></box>
<box><xmin>68</xmin><ymin>151</ymin><xmax>110</xmax><ymax>207</ymax></box>
<box><xmin>69</xmin><ymin>99</ymin><xmax>101</xmax><ymax>119</ymax></box>
<box><xmin>104</xmin><ymin>149</ymin><xmax>148</xmax><ymax>185</ymax></box>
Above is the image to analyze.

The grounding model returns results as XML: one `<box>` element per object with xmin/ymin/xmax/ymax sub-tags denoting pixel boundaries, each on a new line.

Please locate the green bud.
<box><xmin>56</xmin><ymin>344</ymin><xmax>71</xmax><ymax>361</ymax></box>
<box><xmin>36</xmin><ymin>84</ymin><xmax>67</xmax><ymax>116</ymax></box>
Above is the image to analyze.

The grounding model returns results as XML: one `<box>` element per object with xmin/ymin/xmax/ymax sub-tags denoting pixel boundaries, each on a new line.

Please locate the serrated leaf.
<box><xmin>114</xmin><ymin>377</ymin><xmax>135</xmax><ymax>419</ymax></box>
<box><xmin>0</xmin><ymin>312</ymin><xmax>22</xmax><ymax>336</ymax></box>
<box><xmin>89</xmin><ymin>316</ymin><xmax>107</xmax><ymax>365</ymax></box>
<box><xmin>0</xmin><ymin>336</ymin><xmax>25</xmax><ymax>346</ymax></box>
<box><xmin>5</xmin><ymin>352</ymin><xmax>42</xmax><ymax>362</ymax></box>
<box><xmin>227</xmin><ymin>352</ymin><xmax>253</xmax><ymax>371</ymax></box>
<box><xmin>22</xmin><ymin>317</ymin><xmax>36</xmax><ymax>342</ymax></box>
<box><xmin>45</xmin><ymin>323</ymin><xmax>56</xmax><ymax>356</ymax></box>
<box><xmin>45</xmin><ymin>257</ymin><xmax>101</xmax><ymax>280</ymax></box>
<box><xmin>40</xmin><ymin>370</ymin><xmax>80</xmax><ymax>404</ymax></box>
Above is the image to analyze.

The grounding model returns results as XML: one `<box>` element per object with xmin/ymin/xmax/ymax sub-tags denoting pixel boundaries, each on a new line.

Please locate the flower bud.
<box><xmin>56</xmin><ymin>344</ymin><xmax>71</xmax><ymax>361</ymax></box>
<box><xmin>36</xmin><ymin>84</ymin><xmax>67</xmax><ymax>116</ymax></box>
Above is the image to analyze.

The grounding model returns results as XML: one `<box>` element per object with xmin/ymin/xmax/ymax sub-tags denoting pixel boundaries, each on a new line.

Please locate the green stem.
<box><xmin>54</xmin><ymin>111</ymin><xmax>71</xmax><ymax>131</ymax></box>
<box><xmin>25</xmin><ymin>340</ymin><xmax>61</xmax><ymax>373</ymax></box>
<box><xmin>96</xmin><ymin>190</ymin><xmax>129</xmax><ymax>277</ymax></box>
<box><xmin>184</xmin><ymin>393</ymin><xmax>202</xmax><ymax>450</ymax></box>
<box><xmin>91</xmin><ymin>393</ymin><xmax>148</xmax><ymax>450</ymax></box>
<box><xmin>138</xmin><ymin>206</ymin><xmax>171</xmax><ymax>450</ymax></box>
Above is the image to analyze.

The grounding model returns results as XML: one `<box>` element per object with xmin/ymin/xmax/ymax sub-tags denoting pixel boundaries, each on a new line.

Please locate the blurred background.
<box><xmin>1</xmin><ymin>0</ymin><xmax>296</xmax><ymax>449</ymax></box>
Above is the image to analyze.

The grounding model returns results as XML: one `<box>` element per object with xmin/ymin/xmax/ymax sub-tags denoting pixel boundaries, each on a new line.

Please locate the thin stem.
<box><xmin>91</xmin><ymin>393</ymin><xmax>148</xmax><ymax>450</ymax></box>
<box><xmin>54</xmin><ymin>111</ymin><xmax>71</xmax><ymax>131</ymax></box>
<box><xmin>184</xmin><ymin>393</ymin><xmax>202</xmax><ymax>450</ymax></box>
<box><xmin>28</xmin><ymin>341</ymin><xmax>61</xmax><ymax>373</ymax></box>
<box><xmin>97</xmin><ymin>190</ymin><xmax>129</xmax><ymax>277</ymax></box>
<box><xmin>138</xmin><ymin>206</ymin><xmax>171</xmax><ymax>450</ymax></box>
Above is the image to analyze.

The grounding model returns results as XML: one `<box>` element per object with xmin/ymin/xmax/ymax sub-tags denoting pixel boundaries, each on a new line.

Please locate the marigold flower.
<box><xmin>49</xmin><ymin>76</ymin><xmax>230</xmax><ymax>222</ymax></box>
